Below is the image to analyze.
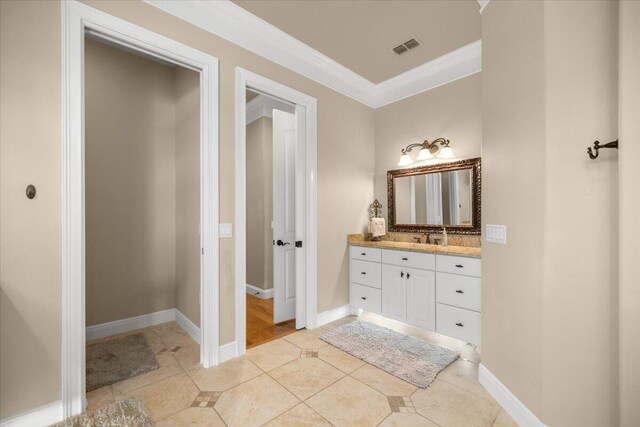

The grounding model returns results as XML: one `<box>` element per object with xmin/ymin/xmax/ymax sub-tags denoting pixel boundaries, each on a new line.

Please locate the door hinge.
<box><xmin>202</xmin><ymin>248</ymin><xmax>204</xmax><ymax>255</ymax></box>
<box><xmin>295</xmin><ymin>241</ymin><xmax>303</xmax><ymax>248</ymax></box>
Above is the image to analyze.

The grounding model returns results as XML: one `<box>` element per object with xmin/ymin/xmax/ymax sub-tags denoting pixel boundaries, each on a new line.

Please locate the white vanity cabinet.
<box><xmin>349</xmin><ymin>245</ymin><xmax>481</xmax><ymax>345</ymax></box>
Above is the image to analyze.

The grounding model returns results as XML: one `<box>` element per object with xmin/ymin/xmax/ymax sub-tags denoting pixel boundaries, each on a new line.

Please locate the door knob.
<box><xmin>276</xmin><ymin>240</ymin><xmax>290</xmax><ymax>246</ymax></box>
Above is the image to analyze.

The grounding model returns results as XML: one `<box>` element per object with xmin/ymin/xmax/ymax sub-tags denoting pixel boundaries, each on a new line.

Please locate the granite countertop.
<box><xmin>348</xmin><ymin>234</ymin><xmax>481</xmax><ymax>258</ymax></box>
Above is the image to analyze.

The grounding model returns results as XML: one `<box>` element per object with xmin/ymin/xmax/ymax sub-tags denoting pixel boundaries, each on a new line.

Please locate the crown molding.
<box><xmin>478</xmin><ymin>0</ymin><xmax>491</xmax><ymax>14</ymax></box>
<box><xmin>246</xmin><ymin>94</ymin><xmax>295</xmax><ymax>125</ymax></box>
<box><xmin>144</xmin><ymin>0</ymin><xmax>481</xmax><ymax>108</ymax></box>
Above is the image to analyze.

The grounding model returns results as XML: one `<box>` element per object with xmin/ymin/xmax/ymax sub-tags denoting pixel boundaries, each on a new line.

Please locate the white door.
<box><xmin>381</xmin><ymin>264</ymin><xmax>406</xmax><ymax>322</ymax></box>
<box><xmin>273</xmin><ymin>109</ymin><xmax>297</xmax><ymax>323</ymax></box>
<box><xmin>405</xmin><ymin>267</ymin><xmax>436</xmax><ymax>330</ymax></box>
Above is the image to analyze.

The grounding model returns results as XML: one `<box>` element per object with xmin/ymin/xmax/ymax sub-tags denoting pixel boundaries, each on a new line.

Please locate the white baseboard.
<box><xmin>175</xmin><ymin>309</ymin><xmax>201</xmax><ymax>345</ymax></box>
<box><xmin>478</xmin><ymin>364</ymin><xmax>547</xmax><ymax>427</ymax></box>
<box><xmin>316</xmin><ymin>304</ymin><xmax>352</xmax><ymax>328</ymax></box>
<box><xmin>86</xmin><ymin>308</ymin><xmax>176</xmax><ymax>341</ymax></box>
<box><xmin>0</xmin><ymin>400</ymin><xmax>63</xmax><ymax>427</ymax></box>
<box><xmin>246</xmin><ymin>283</ymin><xmax>274</xmax><ymax>299</ymax></box>
<box><xmin>219</xmin><ymin>341</ymin><xmax>237</xmax><ymax>363</ymax></box>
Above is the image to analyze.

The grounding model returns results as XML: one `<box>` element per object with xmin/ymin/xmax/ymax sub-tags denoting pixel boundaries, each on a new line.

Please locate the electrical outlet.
<box><xmin>486</xmin><ymin>224</ymin><xmax>507</xmax><ymax>244</ymax></box>
<box><xmin>219</xmin><ymin>223</ymin><xmax>232</xmax><ymax>238</ymax></box>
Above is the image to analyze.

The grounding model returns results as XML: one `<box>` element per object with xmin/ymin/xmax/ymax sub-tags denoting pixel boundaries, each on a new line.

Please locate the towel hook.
<box><xmin>587</xmin><ymin>139</ymin><xmax>618</xmax><ymax>160</ymax></box>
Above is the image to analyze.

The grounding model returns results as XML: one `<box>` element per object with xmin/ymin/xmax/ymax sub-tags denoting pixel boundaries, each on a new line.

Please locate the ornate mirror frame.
<box><xmin>387</xmin><ymin>157</ymin><xmax>481</xmax><ymax>235</ymax></box>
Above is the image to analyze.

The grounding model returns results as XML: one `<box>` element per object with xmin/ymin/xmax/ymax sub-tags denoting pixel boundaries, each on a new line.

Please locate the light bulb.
<box><xmin>436</xmin><ymin>146</ymin><xmax>455</xmax><ymax>159</ymax></box>
<box><xmin>397</xmin><ymin>153</ymin><xmax>414</xmax><ymax>166</ymax></box>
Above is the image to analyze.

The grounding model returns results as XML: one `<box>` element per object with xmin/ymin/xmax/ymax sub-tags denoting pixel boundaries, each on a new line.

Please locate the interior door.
<box><xmin>381</xmin><ymin>264</ymin><xmax>406</xmax><ymax>322</ymax></box>
<box><xmin>405</xmin><ymin>267</ymin><xmax>436</xmax><ymax>330</ymax></box>
<box><xmin>273</xmin><ymin>109</ymin><xmax>297</xmax><ymax>323</ymax></box>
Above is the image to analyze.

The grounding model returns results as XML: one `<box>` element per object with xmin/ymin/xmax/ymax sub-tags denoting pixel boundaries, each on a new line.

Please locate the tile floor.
<box><xmin>85</xmin><ymin>316</ymin><xmax>518</xmax><ymax>427</ymax></box>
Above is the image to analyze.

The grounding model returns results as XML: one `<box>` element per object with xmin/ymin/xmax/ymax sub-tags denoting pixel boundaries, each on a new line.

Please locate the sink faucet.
<box><xmin>422</xmin><ymin>232</ymin><xmax>430</xmax><ymax>244</ymax></box>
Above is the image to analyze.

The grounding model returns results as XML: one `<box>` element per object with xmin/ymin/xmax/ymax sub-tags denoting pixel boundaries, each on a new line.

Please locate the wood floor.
<box><xmin>246</xmin><ymin>294</ymin><xmax>296</xmax><ymax>349</ymax></box>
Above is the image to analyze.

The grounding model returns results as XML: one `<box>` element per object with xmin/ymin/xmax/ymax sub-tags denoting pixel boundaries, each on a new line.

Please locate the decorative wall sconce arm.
<box><xmin>587</xmin><ymin>139</ymin><xmax>618</xmax><ymax>160</ymax></box>
<box><xmin>397</xmin><ymin>138</ymin><xmax>453</xmax><ymax>166</ymax></box>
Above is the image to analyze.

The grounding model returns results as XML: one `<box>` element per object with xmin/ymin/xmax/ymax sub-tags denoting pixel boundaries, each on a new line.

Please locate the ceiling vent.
<box><xmin>392</xmin><ymin>37</ymin><xmax>422</xmax><ymax>55</ymax></box>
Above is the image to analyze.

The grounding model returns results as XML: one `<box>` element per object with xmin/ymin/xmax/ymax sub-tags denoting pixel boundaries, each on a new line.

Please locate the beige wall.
<box><xmin>482</xmin><ymin>1</ymin><xmax>619</xmax><ymax>425</ymax></box>
<box><xmin>374</xmin><ymin>74</ymin><xmax>482</xmax><ymax>224</ymax></box>
<box><xmin>85</xmin><ymin>39</ymin><xmax>177</xmax><ymax>327</ymax></box>
<box><xmin>0</xmin><ymin>1</ymin><xmax>62</xmax><ymax>417</ymax></box>
<box><xmin>0</xmin><ymin>0</ymin><xmax>375</xmax><ymax>416</ymax></box>
<box><xmin>618</xmin><ymin>1</ymin><xmax>640</xmax><ymax>425</ymax></box>
<box><xmin>246</xmin><ymin>116</ymin><xmax>273</xmax><ymax>290</ymax></box>
<box><xmin>175</xmin><ymin>67</ymin><xmax>201</xmax><ymax>327</ymax></box>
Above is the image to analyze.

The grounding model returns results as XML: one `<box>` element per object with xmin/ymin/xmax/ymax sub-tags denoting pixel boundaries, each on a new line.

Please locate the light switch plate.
<box><xmin>219</xmin><ymin>223</ymin><xmax>232</xmax><ymax>238</ymax></box>
<box><xmin>486</xmin><ymin>224</ymin><xmax>507</xmax><ymax>244</ymax></box>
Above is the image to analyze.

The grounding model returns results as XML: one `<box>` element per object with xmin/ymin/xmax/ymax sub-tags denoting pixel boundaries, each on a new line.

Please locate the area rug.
<box><xmin>54</xmin><ymin>397</ymin><xmax>151</xmax><ymax>427</ymax></box>
<box><xmin>86</xmin><ymin>333</ymin><xmax>159</xmax><ymax>392</ymax></box>
<box><xmin>320</xmin><ymin>321</ymin><xmax>458</xmax><ymax>388</ymax></box>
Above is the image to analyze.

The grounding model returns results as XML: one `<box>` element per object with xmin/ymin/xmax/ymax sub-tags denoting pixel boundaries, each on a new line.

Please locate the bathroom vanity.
<box><xmin>349</xmin><ymin>240</ymin><xmax>481</xmax><ymax>345</ymax></box>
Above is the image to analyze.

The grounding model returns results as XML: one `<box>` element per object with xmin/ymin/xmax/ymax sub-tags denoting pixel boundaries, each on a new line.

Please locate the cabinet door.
<box><xmin>381</xmin><ymin>264</ymin><xmax>406</xmax><ymax>322</ymax></box>
<box><xmin>406</xmin><ymin>267</ymin><xmax>436</xmax><ymax>331</ymax></box>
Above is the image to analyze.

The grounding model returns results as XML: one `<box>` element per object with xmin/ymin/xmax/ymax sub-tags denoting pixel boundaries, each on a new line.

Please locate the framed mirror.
<box><xmin>387</xmin><ymin>157</ymin><xmax>481</xmax><ymax>234</ymax></box>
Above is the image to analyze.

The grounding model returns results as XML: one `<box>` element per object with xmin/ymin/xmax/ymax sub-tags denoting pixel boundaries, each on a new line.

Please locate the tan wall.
<box><xmin>0</xmin><ymin>0</ymin><xmax>375</xmax><ymax>416</ymax></box>
<box><xmin>482</xmin><ymin>1</ymin><xmax>619</xmax><ymax>425</ymax></box>
<box><xmin>85</xmin><ymin>39</ymin><xmax>177</xmax><ymax>327</ymax></box>
<box><xmin>481</xmin><ymin>1</ymin><xmax>547</xmax><ymax>417</ymax></box>
<box><xmin>618</xmin><ymin>1</ymin><xmax>640</xmax><ymax>425</ymax></box>
<box><xmin>374</xmin><ymin>74</ymin><xmax>482</xmax><ymax>224</ymax></box>
<box><xmin>175</xmin><ymin>67</ymin><xmax>201</xmax><ymax>327</ymax></box>
<box><xmin>246</xmin><ymin>116</ymin><xmax>273</xmax><ymax>290</ymax></box>
<box><xmin>0</xmin><ymin>1</ymin><xmax>62</xmax><ymax>417</ymax></box>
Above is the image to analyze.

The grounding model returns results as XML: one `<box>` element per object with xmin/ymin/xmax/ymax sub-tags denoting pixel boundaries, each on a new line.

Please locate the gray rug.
<box><xmin>86</xmin><ymin>333</ymin><xmax>159</xmax><ymax>392</ymax></box>
<box><xmin>54</xmin><ymin>397</ymin><xmax>151</xmax><ymax>427</ymax></box>
<box><xmin>320</xmin><ymin>321</ymin><xmax>458</xmax><ymax>388</ymax></box>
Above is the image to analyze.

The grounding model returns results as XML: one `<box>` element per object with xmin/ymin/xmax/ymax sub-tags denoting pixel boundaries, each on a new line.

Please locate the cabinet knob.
<box><xmin>400</xmin><ymin>272</ymin><xmax>404</xmax><ymax>278</ymax></box>
<box><xmin>455</xmin><ymin>322</ymin><xmax>464</xmax><ymax>327</ymax></box>
<box><xmin>361</xmin><ymin>296</ymin><xmax>367</xmax><ymax>300</ymax></box>
<box><xmin>361</xmin><ymin>253</ymin><xmax>366</xmax><ymax>256</ymax></box>
<box><xmin>402</xmin><ymin>257</ymin><xmax>409</xmax><ymax>261</ymax></box>
<box><xmin>455</xmin><ymin>290</ymin><xmax>464</xmax><ymax>294</ymax></box>
<box><xmin>407</xmin><ymin>273</ymin><xmax>411</xmax><ymax>279</ymax></box>
<box><xmin>360</xmin><ymin>272</ymin><xmax>366</xmax><ymax>275</ymax></box>
<box><xmin>455</xmin><ymin>264</ymin><xmax>464</xmax><ymax>268</ymax></box>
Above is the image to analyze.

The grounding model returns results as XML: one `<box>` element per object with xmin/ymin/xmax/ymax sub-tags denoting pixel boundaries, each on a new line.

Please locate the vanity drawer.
<box><xmin>382</xmin><ymin>249</ymin><xmax>435</xmax><ymax>270</ymax></box>
<box><xmin>436</xmin><ymin>303</ymin><xmax>481</xmax><ymax>345</ymax></box>
<box><xmin>436</xmin><ymin>272</ymin><xmax>481</xmax><ymax>312</ymax></box>
<box><xmin>350</xmin><ymin>246</ymin><xmax>382</xmax><ymax>263</ymax></box>
<box><xmin>350</xmin><ymin>259</ymin><xmax>381</xmax><ymax>289</ymax></box>
<box><xmin>436</xmin><ymin>254</ymin><xmax>481</xmax><ymax>277</ymax></box>
<box><xmin>350</xmin><ymin>283</ymin><xmax>382</xmax><ymax>314</ymax></box>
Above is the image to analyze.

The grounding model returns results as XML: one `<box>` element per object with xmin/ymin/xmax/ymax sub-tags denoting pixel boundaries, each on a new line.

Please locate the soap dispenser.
<box><xmin>442</xmin><ymin>227</ymin><xmax>448</xmax><ymax>246</ymax></box>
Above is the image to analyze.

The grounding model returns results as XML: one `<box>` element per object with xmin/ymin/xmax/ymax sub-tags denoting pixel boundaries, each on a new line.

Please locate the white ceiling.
<box><xmin>233</xmin><ymin>0</ymin><xmax>481</xmax><ymax>84</ymax></box>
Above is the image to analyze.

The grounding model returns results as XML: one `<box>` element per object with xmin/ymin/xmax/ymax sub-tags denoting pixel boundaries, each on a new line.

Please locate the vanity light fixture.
<box><xmin>397</xmin><ymin>138</ymin><xmax>454</xmax><ymax>166</ymax></box>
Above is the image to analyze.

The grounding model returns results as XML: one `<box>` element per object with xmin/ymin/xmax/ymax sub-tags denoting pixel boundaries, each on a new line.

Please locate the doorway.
<box><xmin>244</xmin><ymin>89</ymin><xmax>297</xmax><ymax>347</ymax></box>
<box><xmin>61</xmin><ymin>1</ymin><xmax>219</xmax><ymax>417</ymax></box>
<box><xmin>235</xmin><ymin>68</ymin><xmax>318</xmax><ymax>356</ymax></box>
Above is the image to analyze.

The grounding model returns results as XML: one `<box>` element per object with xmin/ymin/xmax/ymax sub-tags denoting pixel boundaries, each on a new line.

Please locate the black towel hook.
<box><xmin>587</xmin><ymin>139</ymin><xmax>618</xmax><ymax>160</ymax></box>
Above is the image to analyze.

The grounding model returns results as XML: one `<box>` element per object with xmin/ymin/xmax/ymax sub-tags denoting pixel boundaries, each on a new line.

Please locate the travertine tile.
<box><xmin>86</xmin><ymin>386</ymin><xmax>114</xmax><ymax>412</ymax></box>
<box><xmin>152</xmin><ymin>322</ymin><xmax>195</xmax><ymax>347</ymax></box>
<box><xmin>319</xmin><ymin>316</ymin><xmax>358</xmax><ymax>332</ymax></box>
<box><xmin>117</xmin><ymin>373</ymin><xmax>199</xmax><ymax>422</ymax></box>
<box><xmin>269</xmin><ymin>357</ymin><xmax>345</xmax><ymax>400</ymax></box>
<box><xmin>246</xmin><ymin>338</ymin><xmax>301</xmax><ymax>371</ymax></box>
<box><xmin>111</xmin><ymin>354</ymin><xmax>183</xmax><ymax>397</ymax></box>
<box><xmin>492</xmin><ymin>409</ymin><xmax>519</xmax><ymax>427</ymax></box>
<box><xmin>351</xmin><ymin>364</ymin><xmax>417</xmax><ymax>396</ymax></box>
<box><xmin>154</xmin><ymin>407</ymin><xmax>226</xmax><ymax>426</ymax></box>
<box><xmin>173</xmin><ymin>343</ymin><xmax>201</xmax><ymax>371</ymax></box>
<box><xmin>378</xmin><ymin>413</ymin><xmax>438</xmax><ymax>427</ymax></box>
<box><xmin>411</xmin><ymin>379</ymin><xmax>500</xmax><ymax>427</ymax></box>
<box><xmin>264</xmin><ymin>403</ymin><xmax>331</xmax><ymax>427</ymax></box>
<box><xmin>187</xmin><ymin>357</ymin><xmax>263</xmax><ymax>391</ymax></box>
<box><xmin>317</xmin><ymin>344</ymin><xmax>366</xmax><ymax>374</ymax></box>
<box><xmin>283</xmin><ymin>330</ymin><xmax>329</xmax><ymax>349</ymax></box>
<box><xmin>437</xmin><ymin>359</ymin><xmax>493</xmax><ymax>401</ymax></box>
<box><xmin>306</xmin><ymin>376</ymin><xmax>391</xmax><ymax>427</ymax></box>
<box><xmin>214</xmin><ymin>374</ymin><xmax>299</xmax><ymax>427</ymax></box>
